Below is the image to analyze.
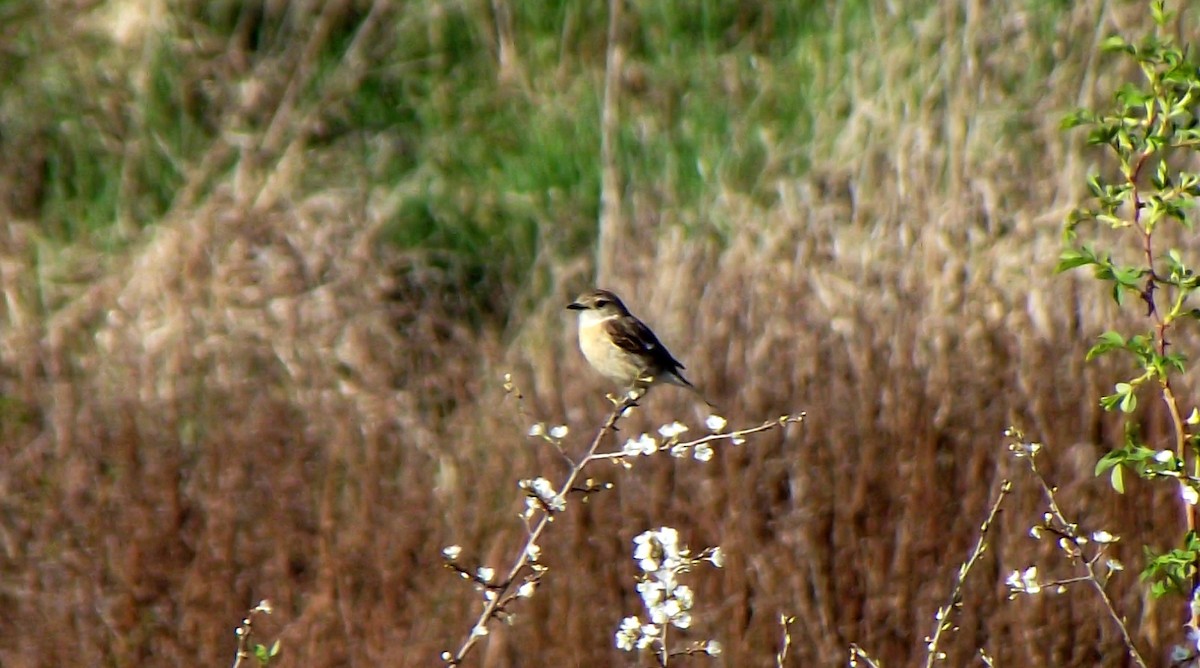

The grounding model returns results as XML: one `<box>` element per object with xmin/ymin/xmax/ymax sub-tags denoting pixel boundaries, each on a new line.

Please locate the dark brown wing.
<box><xmin>603</xmin><ymin>315</ymin><xmax>687</xmax><ymax>374</ymax></box>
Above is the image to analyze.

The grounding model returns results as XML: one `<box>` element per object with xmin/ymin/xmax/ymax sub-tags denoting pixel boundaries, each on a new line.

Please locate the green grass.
<box><xmin>0</xmin><ymin>0</ymin><xmax>1070</xmax><ymax>291</ymax></box>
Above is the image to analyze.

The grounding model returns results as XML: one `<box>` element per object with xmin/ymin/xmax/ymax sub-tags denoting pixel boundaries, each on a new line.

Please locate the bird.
<box><xmin>567</xmin><ymin>288</ymin><xmax>713</xmax><ymax>406</ymax></box>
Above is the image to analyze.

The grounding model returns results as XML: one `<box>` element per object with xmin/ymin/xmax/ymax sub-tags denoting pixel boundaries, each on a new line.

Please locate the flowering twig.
<box><xmin>443</xmin><ymin>394</ymin><xmax>803</xmax><ymax>665</ymax></box>
<box><xmin>1005</xmin><ymin>429</ymin><xmax>1147</xmax><ymax>668</ymax></box>
<box><xmin>592</xmin><ymin>413</ymin><xmax>805</xmax><ymax>465</ymax></box>
<box><xmin>922</xmin><ymin>479</ymin><xmax>1011</xmax><ymax>667</ymax></box>
<box><xmin>614</xmin><ymin>528</ymin><xmax>724</xmax><ymax>664</ymax></box>
<box><xmin>442</xmin><ymin>395</ymin><xmax>638</xmax><ymax>665</ymax></box>
<box><xmin>230</xmin><ymin>600</ymin><xmax>278</xmax><ymax>668</ymax></box>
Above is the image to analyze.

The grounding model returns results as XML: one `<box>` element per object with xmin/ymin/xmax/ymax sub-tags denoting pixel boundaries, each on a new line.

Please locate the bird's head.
<box><xmin>567</xmin><ymin>289</ymin><xmax>629</xmax><ymax>317</ymax></box>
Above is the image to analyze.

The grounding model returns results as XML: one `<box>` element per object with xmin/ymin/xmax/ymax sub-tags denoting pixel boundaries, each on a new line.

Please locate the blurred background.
<box><xmin>0</xmin><ymin>0</ymin><xmax>1197</xmax><ymax>665</ymax></box>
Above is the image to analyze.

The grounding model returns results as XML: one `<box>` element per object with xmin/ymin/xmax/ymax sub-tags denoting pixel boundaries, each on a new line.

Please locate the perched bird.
<box><xmin>567</xmin><ymin>288</ymin><xmax>713</xmax><ymax>405</ymax></box>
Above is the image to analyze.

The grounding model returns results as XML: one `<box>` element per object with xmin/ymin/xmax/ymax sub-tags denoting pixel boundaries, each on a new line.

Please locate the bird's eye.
<box><xmin>595</xmin><ymin>299</ymin><xmax>609</xmax><ymax>308</ymax></box>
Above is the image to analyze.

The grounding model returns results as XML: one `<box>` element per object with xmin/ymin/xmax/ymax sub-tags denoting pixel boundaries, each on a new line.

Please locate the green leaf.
<box><xmin>1100</xmin><ymin>35</ymin><xmax>1133</xmax><ymax>53</ymax></box>
<box><xmin>1061</xmin><ymin>109</ymin><xmax>1093</xmax><ymax>129</ymax></box>
<box><xmin>1115</xmin><ymin>83</ymin><xmax>1150</xmax><ymax>107</ymax></box>
<box><xmin>1087</xmin><ymin>123</ymin><xmax>1119</xmax><ymax>147</ymax></box>
<box><xmin>1056</xmin><ymin>247</ymin><xmax>1096</xmax><ymax>273</ymax></box>
<box><xmin>1100</xmin><ymin>391</ymin><xmax>1123</xmax><ymax>411</ymax></box>
<box><xmin>1119</xmin><ymin>384</ymin><xmax>1137</xmax><ymax>413</ymax></box>
<box><xmin>1086</xmin><ymin>331</ymin><xmax>1126</xmax><ymax>360</ymax></box>
<box><xmin>1095</xmin><ymin>449</ymin><xmax>1125</xmax><ymax>475</ymax></box>
<box><xmin>1151</xmin><ymin>0</ymin><xmax>1173</xmax><ymax>26</ymax></box>
<box><xmin>1154</xmin><ymin>159</ymin><xmax>1171</xmax><ymax>190</ymax></box>
<box><xmin>1164</xmin><ymin>353</ymin><xmax>1188</xmax><ymax>374</ymax></box>
<box><xmin>1111</xmin><ymin>465</ymin><xmax>1125</xmax><ymax>493</ymax></box>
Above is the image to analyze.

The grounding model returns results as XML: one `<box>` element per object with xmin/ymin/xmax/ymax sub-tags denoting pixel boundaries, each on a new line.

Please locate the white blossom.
<box><xmin>528</xmin><ymin>423</ymin><xmax>545</xmax><ymax>437</ymax></box>
<box><xmin>520</xmin><ymin>477</ymin><xmax>560</xmax><ymax>510</ymax></box>
<box><xmin>705</xmin><ymin>414</ymin><xmax>727</xmax><ymax>432</ymax></box>
<box><xmin>623</xmin><ymin>433</ymin><xmax>658</xmax><ymax>456</ymax></box>
<box><xmin>1185</xmin><ymin>484</ymin><xmax>1200</xmax><ymax>506</ymax></box>
<box><xmin>442</xmin><ymin>545</ymin><xmax>463</xmax><ymax>560</ymax></box>
<box><xmin>709</xmin><ymin>546</ymin><xmax>724</xmax><ymax>568</ymax></box>
<box><xmin>693</xmin><ymin>443</ymin><xmax>714</xmax><ymax>462</ymax></box>
<box><xmin>636</xmin><ymin>623</ymin><xmax>660</xmax><ymax>650</ymax></box>
<box><xmin>658</xmin><ymin>422</ymin><xmax>689</xmax><ymax>439</ymax></box>
<box><xmin>637</xmin><ymin>579</ymin><xmax>665</xmax><ymax>607</ymax></box>
<box><xmin>549</xmin><ymin>424</ymin><xmax>569</xmax><ymax>439</ymax></box>
<box><xmin>615</xmin><ymin>616</ymin><xmax>641</xmax><ymax>651</ymax></box>
<box><xmin>1005</xmin><ymin>566</ymin><xmax>1040</xmax><ymax>594</ymax></box>
<box><xmin>477</xmin><ymin>567</ymin><xmax>495</xmax><ymax>583</ymax></box>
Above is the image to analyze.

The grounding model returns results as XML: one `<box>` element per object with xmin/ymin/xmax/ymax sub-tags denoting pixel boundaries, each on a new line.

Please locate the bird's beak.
<box><xmin>566</xmin><ymin>301</ymin><xmax>586</xmax><ymax>311</ymax></box>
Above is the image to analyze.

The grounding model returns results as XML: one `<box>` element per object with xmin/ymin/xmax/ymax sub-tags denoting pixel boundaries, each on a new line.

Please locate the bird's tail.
<box><xmin>666</xmin><ymin>370</ymin><xmax>717</xmax><ymax>409</ymax></box>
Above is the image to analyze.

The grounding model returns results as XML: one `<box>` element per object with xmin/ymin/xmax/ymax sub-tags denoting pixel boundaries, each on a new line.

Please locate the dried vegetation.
<box><xmin>0</xmin><ymin>1</ymin><xmax>1197</xmax><ymax>666</ymax></box>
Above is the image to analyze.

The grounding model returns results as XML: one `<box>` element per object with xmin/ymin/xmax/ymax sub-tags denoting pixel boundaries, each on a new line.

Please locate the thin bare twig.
<box><xmin>922</xmin><ymin>480</ymin><xmax>1011</xmax><ymax>668</ymax></box>
<box><xmin>849</xmin><ymin>643</ymin><xmax>883</xmax><ymax>668</ymax></box>
<box><xmin>776</xmin><ymin>614</ymin><xmax>795</xmax><ymax>668</ymax></box>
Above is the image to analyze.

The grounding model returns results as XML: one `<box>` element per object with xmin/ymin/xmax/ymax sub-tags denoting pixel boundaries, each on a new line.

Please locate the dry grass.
<box><xmin>2</xmin><ymin>1</ymin><xmax>1199</xmax><ymax>666</ymax></box>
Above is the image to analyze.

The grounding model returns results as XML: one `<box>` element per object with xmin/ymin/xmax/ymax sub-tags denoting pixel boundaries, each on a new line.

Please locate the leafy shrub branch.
<box><xmin>1057</xmin><ymin>0</ymin><xmax>1200</xmax><ymax>626</ymax></box>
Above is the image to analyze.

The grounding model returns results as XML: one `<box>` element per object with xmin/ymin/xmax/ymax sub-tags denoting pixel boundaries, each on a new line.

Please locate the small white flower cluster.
<box><xmin>614</xmin><ymin>412</ymin><xmax>744</xmax><ymax>462</ymax></box>
<box><xmin>614</xmin><ymin>527</ymin><xmax>723</xmax><ymax>657</ymax></box>
<box><xmin>1008</xmin><ymin>528</ymin><xmax>1125</xmax><ymax>599</ymax></box>
<box><xmin>622</xmin><ymin>433</ymin><xmax>659</xmax><ymax>457</ymax></box>
<box><xmin>528</xmin><ymin>422</ymin><xmax>569</xmax><ymax>440</ymax></box>
<box><xmin>1007</xmin><ymin>440</ymin><xmax>1043</xmax><ymax>458</ymax></box>
<box><xmin>1005</xmin><ymin>566</ymin><xmax>1042</xmax><ymax>596</ymax></box>
<box><xmin>519</xmin><ymin>477</ymin><xmax>565</xmax><ymax>518</ymax></box>
<box><xmin>441</xmin><ymin>544</ymin><xmax>520</xmax><ymax>607</ymax></box>
<box><xmin>1003</xmin><ymin>427</ymin><xmax>1042</xmax><ymax>459</ymax></box>
<box><xmin>659</xmin><ymin>421</ymin><xmax>693</xmax><ymax>459</ymax></box>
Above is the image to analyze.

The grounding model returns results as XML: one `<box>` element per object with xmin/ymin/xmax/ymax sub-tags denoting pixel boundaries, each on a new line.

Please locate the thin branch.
<box><xmin>922</xmin><ymin>480</ymin><xmax>1011</xmax><ymax>668</ymax></box>
<box><xmin>849</xmin><ymin>643</ymin><xmax>883</xmax><ymax>668</ymax></box>
<box><xmin>1023</xmin><ymin>450</ymin><xmax>1148</xmax><ymax>668</ymax></box>
<box><xmin>444</xmin><ymin>405</ymin><xmax>801</xmax><ymax>665</ymax></box>
<box><xmin>587</xmin><ymin>415</ymin><xmax>805</xmax><ymax>462</ymax></box>
<box><xmin>775</xmin><ymin>614</ymin><xmax>795</xmax><ymax>668</ymax></box>
<box><xmin>444</xmin><ymin>396</ymin><xmax>638</xmax><ymax>666</ymax></box>
<box><xmin>230</xmin><ymin>600</ymin><xmax>274</xmax><ymax>668</ymax></box>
